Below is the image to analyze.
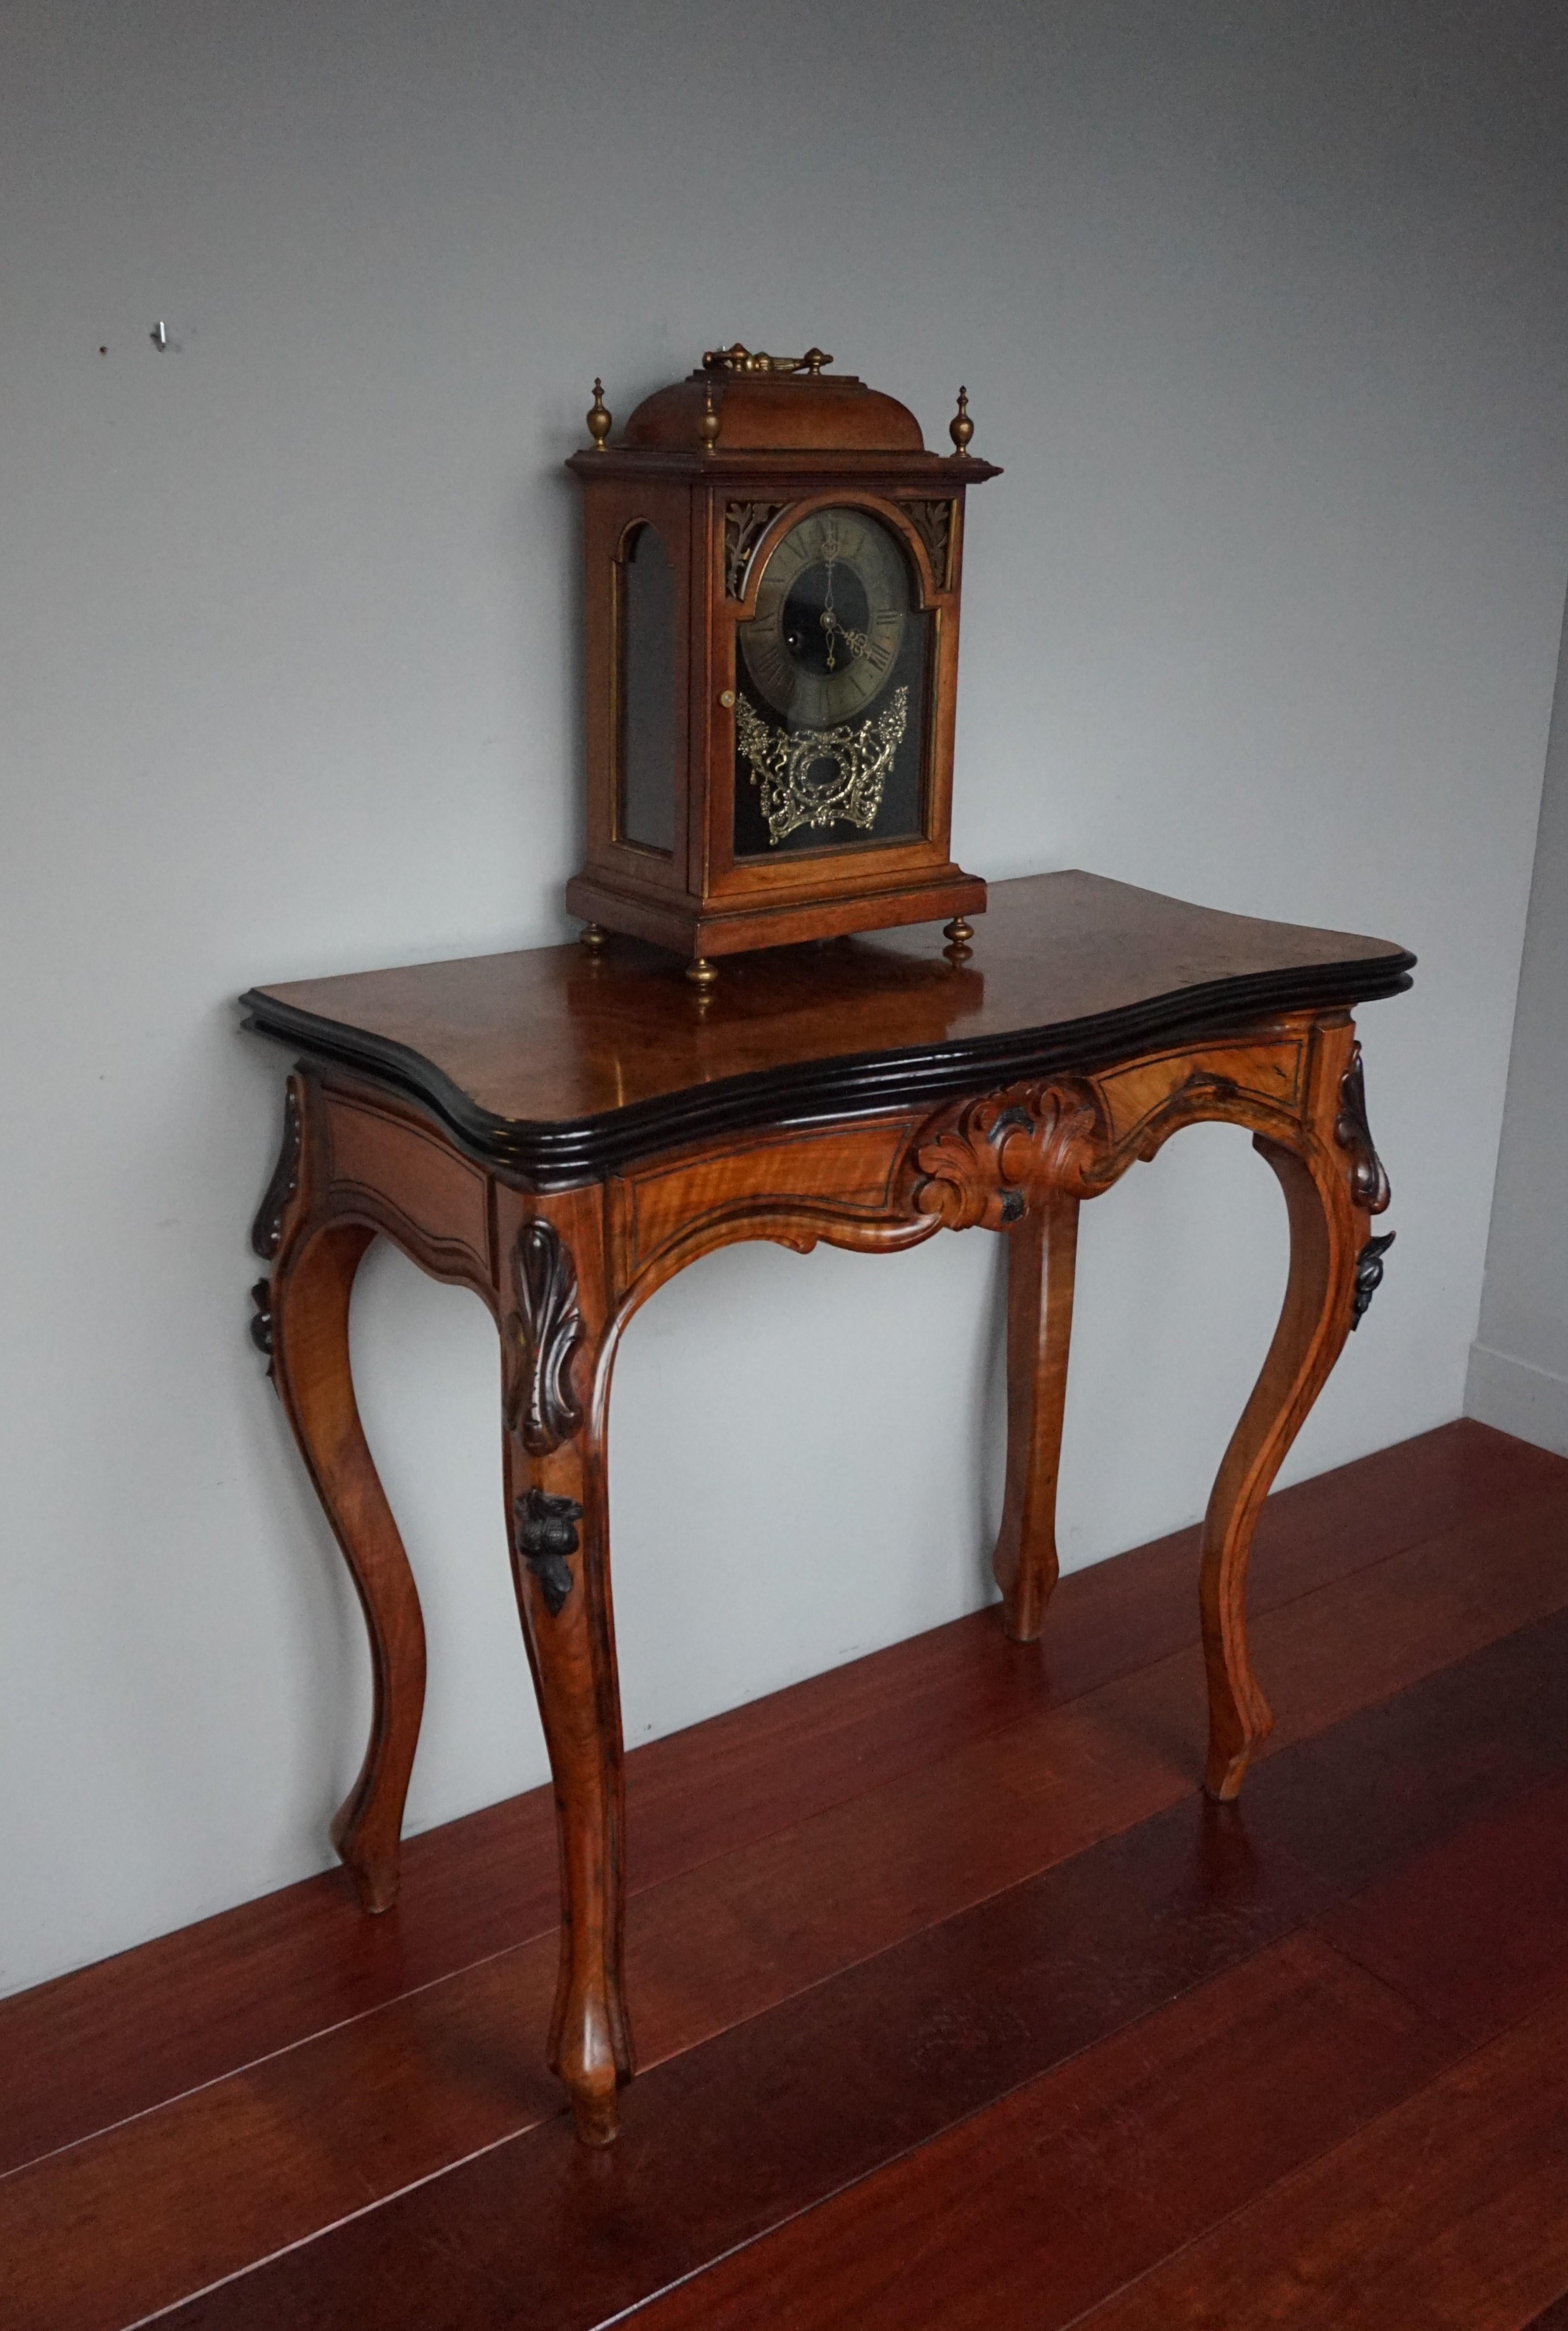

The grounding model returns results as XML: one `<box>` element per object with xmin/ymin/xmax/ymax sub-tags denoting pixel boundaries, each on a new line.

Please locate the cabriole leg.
<box><xmin>499</xmin><ymin>1200</ymin><xmax>631</xmax><ymax>2145</ymax></box>
<box><xmin>993</xmin><ymin>1190</ymin><xmax>1080</xmax><ymax>1641</ymax></box>
<box><xmin>1200</xmin><ymin>1134</ymin><xmax>1359</xmax><ymax>1800</ymax></box>
<box><xmin>270</xmin><ymin>1217</ymin><xmax>428</xmax><ymax>1911</ymax></box>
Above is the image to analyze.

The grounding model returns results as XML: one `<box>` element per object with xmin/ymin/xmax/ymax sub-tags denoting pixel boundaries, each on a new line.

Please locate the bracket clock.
<box><xmin>564</xmin><ymin>345</ymin><xmax>1001</xmax><ymax>984</ymax></box>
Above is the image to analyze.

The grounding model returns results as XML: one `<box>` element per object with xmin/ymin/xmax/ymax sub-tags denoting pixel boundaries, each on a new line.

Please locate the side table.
<box><xmin>242</xmin><ymin>870</ymin><xmax>1411</xmax><ymax>2143</ymax></box>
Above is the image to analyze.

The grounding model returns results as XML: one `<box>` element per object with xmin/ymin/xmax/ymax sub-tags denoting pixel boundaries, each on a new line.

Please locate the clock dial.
<box><xmin>741</xmin><ymin>508</ymin><xmax>907</xmax><ymax>724</ymax></box>
<box><xmin>733</xmin><ymin>506</ymin><xmax>932</xmax><ymax>859</ymax></box>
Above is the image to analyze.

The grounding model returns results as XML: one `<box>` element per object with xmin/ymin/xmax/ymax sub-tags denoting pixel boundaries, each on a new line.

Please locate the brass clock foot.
<box><xmin>943</xmin><ymin>916</ymin><xmax>975</xmax><ymax>963</ymax></box>
<box><xmin>686</xmin><ymin>957</ymin><xmax>719</xmax><ymax>990</ymax></box>
<box><xmin>578</xmin><ymin>923</ymin><xmax>607</xmax><ymax>951</ymax></box>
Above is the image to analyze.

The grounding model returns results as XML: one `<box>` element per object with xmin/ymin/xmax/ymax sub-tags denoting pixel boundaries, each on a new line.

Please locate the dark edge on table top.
<box><xmin>240</xmin><ymin>948</ymin><xmax>1415</xmax><ymax>1192</ymax></box>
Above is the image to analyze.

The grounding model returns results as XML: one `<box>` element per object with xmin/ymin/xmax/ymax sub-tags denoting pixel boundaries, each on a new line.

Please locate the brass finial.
<box><xmin>586</xmin><ymin>378</ymin><xmax>611</xmax><ymax>450</ymax></box>
<box><xmin>801</xmin><ymin>347</ymin><xmax>830</xmax><ymax>374</ymax></box>
<box><xmin>698</xmin><ymin>382</ymin><xmax>721</xmax><ymax>454</ymax></box>
<box><xmin>948</xmin><ymin>387</ymin><xmax>974</xmax><ymax>458</ymax></box>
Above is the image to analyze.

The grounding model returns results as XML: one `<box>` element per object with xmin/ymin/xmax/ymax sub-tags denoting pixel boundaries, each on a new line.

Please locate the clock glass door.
<box><xmin>733</xmin><ymin>506</ymin><xmax>930</xmax><ymax>860</ymax></box>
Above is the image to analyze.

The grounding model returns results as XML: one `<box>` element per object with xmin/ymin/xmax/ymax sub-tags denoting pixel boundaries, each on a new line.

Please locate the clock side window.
<box><xmin>617</xmin><ymin>523</ymin><xmax>677</xmax><ymax>855</ymax></box>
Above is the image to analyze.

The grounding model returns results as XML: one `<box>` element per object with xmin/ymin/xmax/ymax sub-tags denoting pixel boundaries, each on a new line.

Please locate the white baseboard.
<box><xmin>1465</xmin><ymin>1342</ymin><xmax>1568</xmax><ymax>1460</ymax></box>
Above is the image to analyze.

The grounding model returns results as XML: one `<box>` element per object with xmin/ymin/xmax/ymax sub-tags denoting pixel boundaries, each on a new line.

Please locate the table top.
<box><xmin>242</xmin><ymin>871</ymin><xmax>1414</xmax><ymax>1186</ymax></box>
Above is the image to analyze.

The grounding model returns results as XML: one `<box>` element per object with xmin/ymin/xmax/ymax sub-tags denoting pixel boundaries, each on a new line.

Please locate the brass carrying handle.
<box><xmin>702</xmin><ymin>343</ymin><xmax>832</xmax><ymax>376</ymax></box>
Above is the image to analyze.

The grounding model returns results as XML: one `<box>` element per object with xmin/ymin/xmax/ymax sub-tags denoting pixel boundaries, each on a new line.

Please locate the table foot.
<box><xmin>572</xmin><ymin>2089</ymin><xmax>620</xmax><ymax>2147</ymax></box>
<box><xmin>329</xmin><ymin>1822</ymin><xmax>401</xmax><ymax>1914</ymax></box>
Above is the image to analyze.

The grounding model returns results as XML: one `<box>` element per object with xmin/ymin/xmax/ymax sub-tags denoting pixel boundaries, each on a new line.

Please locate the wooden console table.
<box><xmin>242</xmin><ymin>870</ymin><xmax>1411</xmax><ymax>2144</ymax></box>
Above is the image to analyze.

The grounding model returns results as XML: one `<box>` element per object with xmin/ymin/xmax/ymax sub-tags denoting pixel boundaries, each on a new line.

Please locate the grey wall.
<box><xmin>1468</xmin><ymin>593</ymin><xmax>1568</xmax><ymax>1452</ymax></box>
<box><xmin>3</xmin><ymin>0</ymin><xmax>1566</xmax><ymax>1997</ymax></box>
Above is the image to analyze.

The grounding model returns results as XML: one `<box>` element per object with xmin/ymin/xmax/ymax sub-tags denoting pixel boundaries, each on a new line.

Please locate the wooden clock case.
<box><xmin>563</xmin><ymin>350</ymin><xmax>1001</xmax><ymax>976</ymax></box>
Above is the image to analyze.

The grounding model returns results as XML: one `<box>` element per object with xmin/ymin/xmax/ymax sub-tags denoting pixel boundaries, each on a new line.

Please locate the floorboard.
<box><xmin>148</xmin><ymin>1601</ymin><xmax>1568</xmax><ymax>2331</ymax></box>
<box><xmin>1310</xmin><ymin>1768</ymin><xmax>1568</xmax><ymax>2044</ymax></box>
<box><xmin>621</xmin><ymin>1934</ymin><xmax>1452</xmax><ymax>2331</ymax></box>
<box><xmin>7</xmin><ymin>1522</ymin><xmax>1568</xmax><ymax>2331</ymax></box>
<box><xmin>1066</xmin><ymin>1986</ymin><xmax>1568</xmax><ymax>2331</ymax></box>
<box><xmin>0</xmin><ymin>1419</ymin><xmax>1537</xmax><ymax>2177</ymax></box>
<box><xmin>629</xmin><ymin>1712</ymin><xmax>1568</xmax><ymax>2331</ymax></box>
<box><xmin>0</xmin><ymin>1421</ymin><xmax>1563</xmax><ymax>2331</ymax></box>
<box><xmin>149</xmin><ymin>1796</ymin><xmax>1338</xmax><ymax>2331</ymax></box>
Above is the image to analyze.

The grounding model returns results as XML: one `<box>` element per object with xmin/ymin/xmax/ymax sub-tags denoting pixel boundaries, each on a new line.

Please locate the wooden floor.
<box><xmin>4</xmin><ymin>1421</ymin><xmax>1568</xmax><ymax>2330</ymax></box>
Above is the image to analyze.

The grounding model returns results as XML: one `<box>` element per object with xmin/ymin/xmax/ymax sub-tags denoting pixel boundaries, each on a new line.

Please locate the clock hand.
<box><xmin>821</xmin><ymin>609</ymin><xmax>870</xmax><ymax>659</ymax></box>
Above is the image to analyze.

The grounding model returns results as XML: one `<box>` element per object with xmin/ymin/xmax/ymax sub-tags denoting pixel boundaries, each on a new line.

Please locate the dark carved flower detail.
<box><xmin>248</xmin><ymin>1277</ymin><xmax>280</xmax><ymax>1395</ymax></box>
<box><xmin>1351</xmin><ymin>1230</ymin><xmax>1395</xmax><ymax>1328</ymax></box>
<box><xmin>514</xmin><ymin>1486</ymin><xmax>583</xmax><ymax>1616</ymax></box>
<box><xmin>507</xmin><ymin>1220</ymin><xmax>586</xmax><ymax>1455</ymax></box>
<box><xmin>1334</xmin><ymin>1044</ymin><xmax>1391</xmax><ymax>1214</ymax></box>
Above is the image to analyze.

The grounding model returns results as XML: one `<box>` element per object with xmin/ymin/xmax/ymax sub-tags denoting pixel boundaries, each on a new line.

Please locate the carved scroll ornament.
<box><xmin>514</xmin><ymin>1486</ymin><xmax>583</xmax><ymax>1616</ymax></box>
<box><xmin>913</xmin><ymin>1081</ymin><xmax>1102</xmax><ymax>1231</ymax></box>
<box><xmin>506</xmin><ymin>1220</ymin><xmax>586</xmax><ymax>1455</ymax></box>
<box><xmin>250</xmin><ymin>1084</ymin><xmax>302</xmax><ymax>1261</ymax></box>
<box><xmin>1335</xmin><ymin>1044</ymin><xmax>1391</xmax><ymax>1214</ymax></box>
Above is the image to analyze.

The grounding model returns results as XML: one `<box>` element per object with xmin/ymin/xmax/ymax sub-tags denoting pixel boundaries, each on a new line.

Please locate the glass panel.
<box><xmin>733</xmin><ymin>506</ymin><xmax>929</xmax><ymax>860</ymax></box>
<box><xmin>617</xmin><ymin>524</ymin><xmax>676</xmax><ymax>854</ymax></box>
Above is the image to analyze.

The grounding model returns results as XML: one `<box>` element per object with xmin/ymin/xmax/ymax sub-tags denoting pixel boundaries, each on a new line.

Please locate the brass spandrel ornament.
<box><xmin>564</xmin><ymin>350</ymin><xmax>999</xmax><ymax>980</ymax></box>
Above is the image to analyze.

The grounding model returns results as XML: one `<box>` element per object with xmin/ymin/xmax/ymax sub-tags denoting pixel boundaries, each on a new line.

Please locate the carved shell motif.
<box><xmin>913</xmin><ymin>1081</ymin><xmax>1102</xmax><ymax>1230</ymax></box>
<box><xmin>506</xmin><ymin>1220</ymin><xmax>586</xmax><ymax>1455</ymax></box>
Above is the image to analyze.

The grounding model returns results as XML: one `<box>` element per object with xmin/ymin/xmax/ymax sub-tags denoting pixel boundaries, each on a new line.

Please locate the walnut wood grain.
<box><xmin>241</xmin><ymin>873</ymin><xmax>1411</xmax><ymax>2138</ymax></box>
<box><xmin>497</xmin><ymin>1181</ymin><xmax>631</xmax><ymax>2145</ymax></box>
<box><xmin>992</xmin><ymin>1190</ymin><xmax>1078</xmax><ymax>1639</ymax></box>
<box><xmin>241</xmin><ymin>871</ymin><xmax>1412</xmax><ymax>1183</ymax></box>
